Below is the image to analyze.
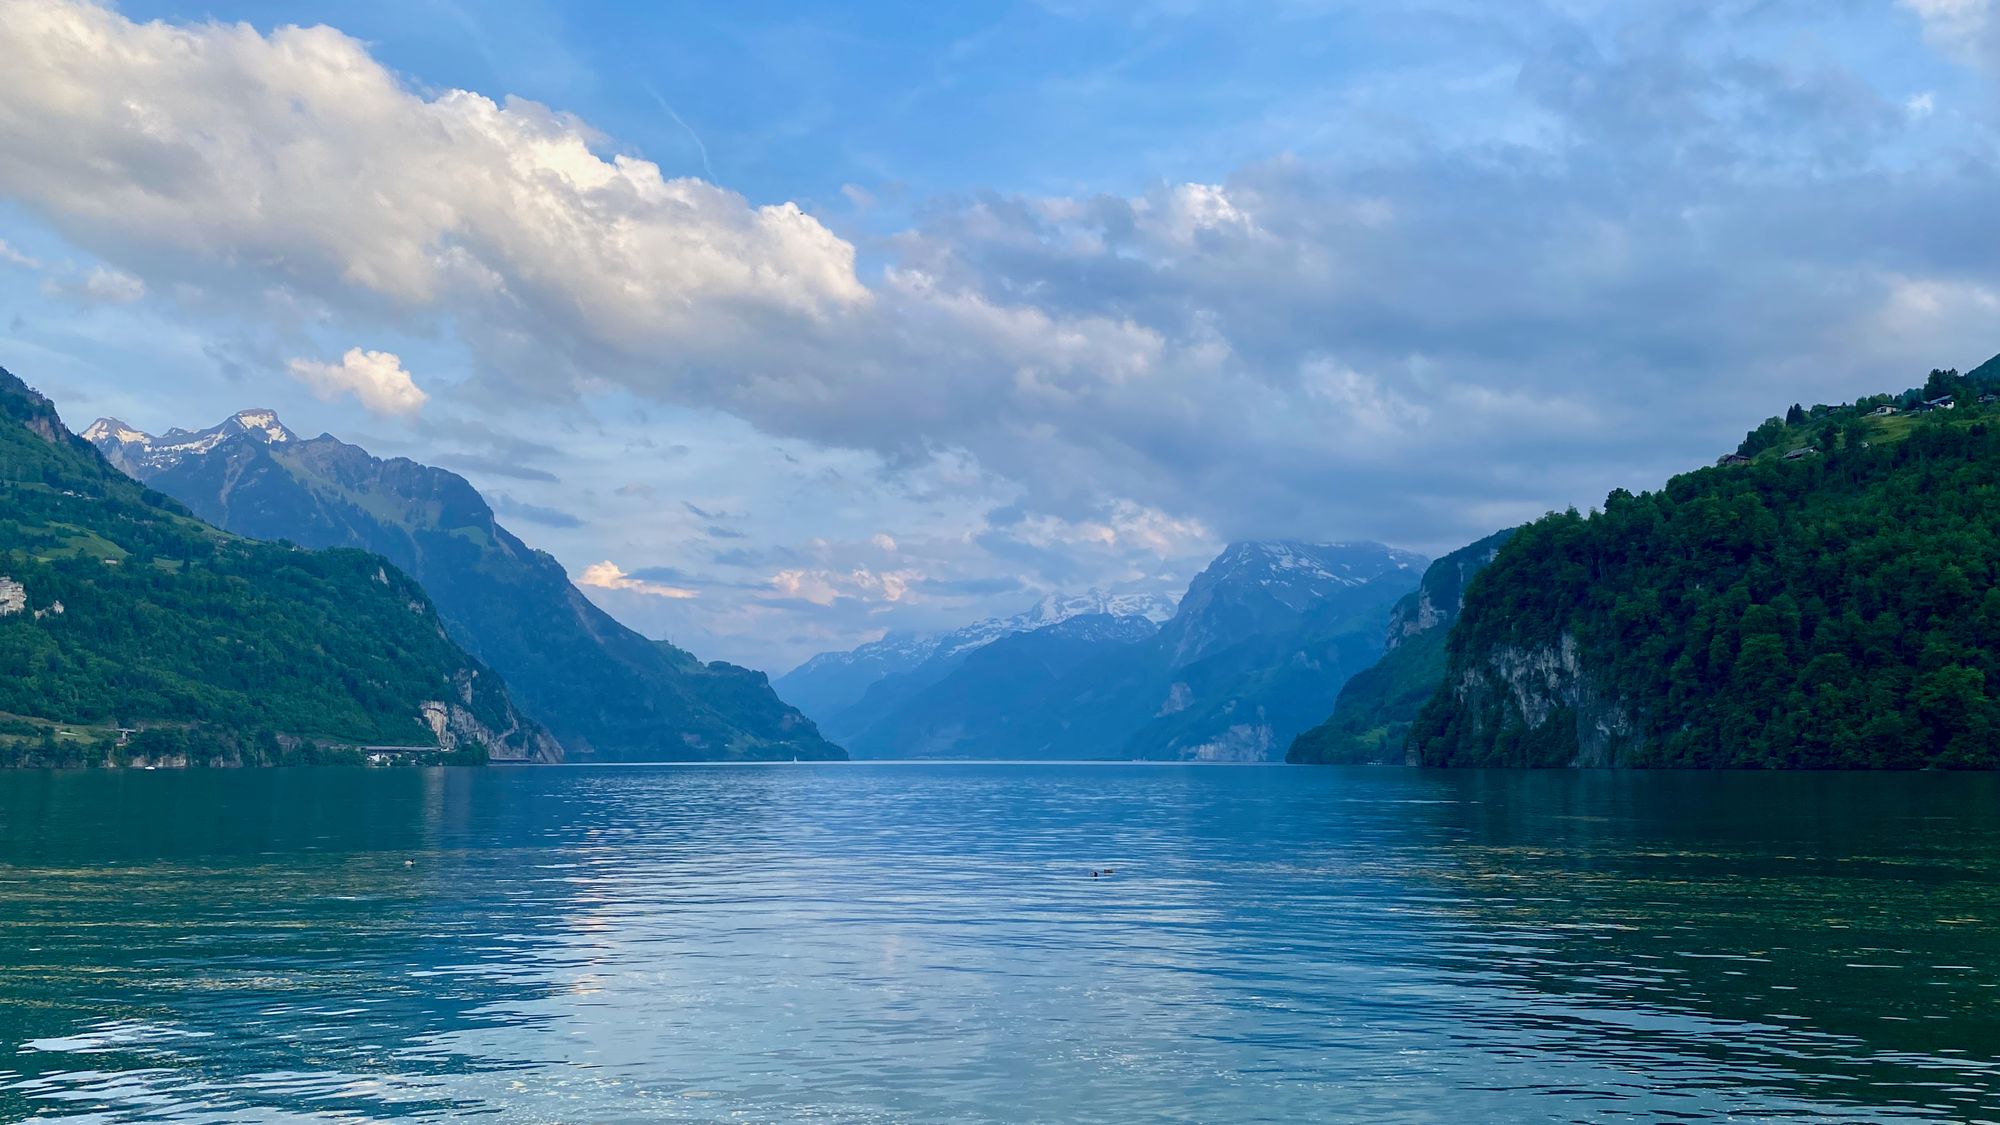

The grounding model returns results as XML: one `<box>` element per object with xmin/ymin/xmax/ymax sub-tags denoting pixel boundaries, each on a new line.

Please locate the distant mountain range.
<box><xmin>88</xmin><ymin>410</ymin><xmax>842</xmax><ymax>762</ymax></box>
<box><xmin>0</xmin><ymin>369</ymin><xmax>557</xmax><ymax>765</ymax></box>
<box><xmin>783</xmin><ymin>541</ymin><xmax>1424</xmax><ymax>760</ymax></box>
<box><xmin>775</xmin><ymin>589</ymin><xmax>1180</xmax><ymax>731</ymax></box>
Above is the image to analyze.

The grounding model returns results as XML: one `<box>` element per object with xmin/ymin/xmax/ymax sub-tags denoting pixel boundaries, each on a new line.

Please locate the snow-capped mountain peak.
<box><xmin>85</xmin><ymin>408</ymin><xmax>297</xmax><ymax>475</ymax></box>
<box><xmin>1202</xmin><ymin>540</ymin><xmax>1424</xmax><ymax>591</ymax></box>
<box><xmin>81</xmin><ymin>417</ymin><xmax>150</xmax><ymax>446</ymax></box>
<box><xmin>225</xmin><ymin>409</ymin><xmax>294</xmax><ymax>444</ymax></box>
<box><xmin>1019</xmin><ymin>589</ymin><xmax>1180</xmax><ymax>628</ymax></box>
<box><xmin>782</xmin><ymin>588</ymin><xmax>1179</xmax><ymax>683</ymax></box>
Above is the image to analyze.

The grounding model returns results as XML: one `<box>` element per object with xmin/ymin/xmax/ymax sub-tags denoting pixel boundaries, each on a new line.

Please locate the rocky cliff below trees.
<box><xmin>1411</xmin><ymin>372</ymin><xmax>2000</xmax><ymax>769</ymax></box>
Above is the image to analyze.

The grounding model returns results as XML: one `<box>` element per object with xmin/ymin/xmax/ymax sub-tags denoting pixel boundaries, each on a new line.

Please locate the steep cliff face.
<box><xmin>1420</xmin><ymin>633</ymin><xmax>1641</xmax><ymax>767</ymax></box>
<box><xmin>420</xmin><ymin>676</ymin><xmax>563</xmax><ymax>763</ymax></box>
<box><xmin>1385</xmin><ymin>532</ymin><xmax>1510</xmax><ymax>652</ymax></box>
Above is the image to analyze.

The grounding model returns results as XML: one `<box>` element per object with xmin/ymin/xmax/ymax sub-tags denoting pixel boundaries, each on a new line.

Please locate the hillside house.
<box><xmin>1872</xmin><ymin>405</ymin><xmax>1897</xmax><ymax>416</ymax></box>
<box><xmin>1782</xmin><ymin>447</ymin><xmax>1818</xmax><ymax>461</ymax></box>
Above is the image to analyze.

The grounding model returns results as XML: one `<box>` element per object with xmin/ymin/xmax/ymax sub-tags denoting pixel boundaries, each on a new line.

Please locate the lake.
<box><xmin>0</xmin><ymin>763</ymin><xmax>1996</xmax><ymax>1123</ymax></box>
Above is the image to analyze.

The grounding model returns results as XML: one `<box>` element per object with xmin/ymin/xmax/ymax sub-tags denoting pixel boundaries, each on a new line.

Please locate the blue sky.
<box><xmin>3</xmin><ymin>0</ymin><xmax>1999</xmax><ymax>671</ymax></box>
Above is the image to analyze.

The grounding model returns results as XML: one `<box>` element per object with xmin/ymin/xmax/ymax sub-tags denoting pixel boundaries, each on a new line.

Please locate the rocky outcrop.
<box><xmin>419</xmin><ymin>687</ymin><xmax>562</xmax><ymax>763</ymax></box>
<box><xmin>1429</xmin><ymin>633</ymin><xmax>1642</xmax><ymax>767</ymax></box>
<box><xmin>1183</xmin><ymin>720</ymin><xmax>1276</xmax><ymax>762</ymax></box>
<box><xmin>1386</xmin><ymin>533</ymin><xmax>1511</xmax><ymax>652</ymax></box>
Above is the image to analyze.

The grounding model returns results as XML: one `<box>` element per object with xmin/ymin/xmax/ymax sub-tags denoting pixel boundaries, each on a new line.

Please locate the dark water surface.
<box><xmin>1</xmin><ymin>764</ymin><xmax>1997</xmax><ymax>1123</ymax></box>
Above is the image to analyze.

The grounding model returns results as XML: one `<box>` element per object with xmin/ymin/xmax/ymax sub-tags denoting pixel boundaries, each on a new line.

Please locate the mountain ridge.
<box><xmin>775</xmin><ymin>587</ymin><xmax>1180</xmax><ymax>726</ymax></box>
<box><xmin>89</xmin><ymin>409</ymin><xmax>843</xmax><ymax>762</ymax></box>
<box><xmin>0</xmin><ymin>368</ymin><xmax>558</xmax><ymax>765</ymax></box>
<box><xmin>835</xmin><ymin>540</ymin><xmax>1425</xmax><ymax>760</ymax></box>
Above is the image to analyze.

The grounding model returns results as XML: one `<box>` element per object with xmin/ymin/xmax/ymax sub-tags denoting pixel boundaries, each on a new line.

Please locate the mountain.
<box><xmin>1411</xmin><ymin>363</ymin><xmax>2000</xmax><ymax>768</ymax></box>
<box><xmin>841</xmin><ymin>541</ymin><xmax>1425</xmax><ymax>760</ymax></box>
<box><xmin>835</xmin><ymin>613</ymin><xmax>1164</xmax><ymax>758</ymax></box>
<box><xmin>84</xmin><ymin>410</ymin><xmax>297</xmax><ymax>476</ymax></box>
<box><xmin>0</xmin><ymin>368</ymin><xmax>557</xmax><ymax>765</ymax></box>
<box><xmin>776</xmin><ymin>589</ymin><xmax>1180</xmax><ymax>733</ymax></box>
<box><xmin>1288</xmin><ymin>529</ymin><xmax>1514</xmax><ymax>765</ymax></box>
<box><xmin>89</xmin><ymin>412</ymin><xmax>842</xmax><ymax>762</ymax></box>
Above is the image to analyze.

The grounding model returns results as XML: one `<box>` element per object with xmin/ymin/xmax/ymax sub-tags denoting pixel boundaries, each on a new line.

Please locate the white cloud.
<box><xmin>83</xmin><ymin>267</ymin><xmax>144</xmax><ymax>302</ymax></box>
<box><xmin>771</xmin><ymin>566</ymin><xmax>919</xmax><ymax>606</ymax></box>
<box><xmin>40</xmin><ymin>264</ymin><xmax>145</xmax><ymax>303</ymax></box>
<box><xmin>0</xmin><ymin>0</ymin><xmax>867</xmax><ymax>368</ymax></box>
<box><xmin>0</xmin><ymin>0</ymin><xmax>1536</xmax><ymax>554</ymax></box>
<box><xmin>5</xmin><ymin>0</ymin><xmax>1999</xmax><ymax>676</ymax></box>
<box><xmin>578</xmin><ymin>561</ymin><xmax>698</xmax><ymax>599</ymax></box>
<box><xmin>0</xmin><ymin>0</ymin><xmax>1189</xmax><ymax>523</ymax></box>
<box><xmin>1003</xmin><ymin>501</ymin><xmax>1216</xmax><ymax>556</ymax></box>
<box><xmin>1902</xmin><ymin>0</ymin><xmax>1999</xmax><ymax>66</ymax></box>
<box><xmin>0</xmin><ymin>238</ymin><xmax>38</xmax><ymax>269</ymax></box>
<box><xmin>287</xmin><ymin>348</ymin><xmax>429</xmax><ymax>416</ymax></box>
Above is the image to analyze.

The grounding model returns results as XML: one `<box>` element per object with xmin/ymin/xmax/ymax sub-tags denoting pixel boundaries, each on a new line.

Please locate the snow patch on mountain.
<box><xmin>85</xmin><ymin>409</ymin><xmax>298</xmax><ymax>475</ymax></box>
<box><xmin>1205</xmin><ymin>540</ymin><xmax>1424</xmax><ymax>590</ymax></box>
<box><xmin>785</xmin><ymin>588</ymin><xmax>1180</xmax><ymax>682</ymax></box>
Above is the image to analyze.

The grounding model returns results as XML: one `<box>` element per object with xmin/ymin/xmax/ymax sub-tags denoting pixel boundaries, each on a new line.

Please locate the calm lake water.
<box><xmin>0</xmin><ymin>764</ymin><xmax>1997</xmax><ymax>1123</ymax></box>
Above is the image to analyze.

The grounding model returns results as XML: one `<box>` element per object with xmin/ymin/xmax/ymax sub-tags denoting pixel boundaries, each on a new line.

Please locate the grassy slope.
<box><xmin>0</xmin><ymin>368</ymin><xmax>546</xmax><ymax>759</ymax></box>
<box><xmin>138</xmin><ymin>433</ymin><xmax>842</xmax><ymax>761</ymax></box>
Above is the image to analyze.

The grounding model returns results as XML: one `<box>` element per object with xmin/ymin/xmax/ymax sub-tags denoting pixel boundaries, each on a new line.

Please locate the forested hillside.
<box><xmin>1412</xmin><ymin>367</ymin><xmax>2000</xmax><ymax>769</ymax></box>
<box><xmin>0</xmin><ymin>368</ymin><xmax>556</xmax><ymax>765</ymax></box>
<box><xmin>101</xmin><ymin>417</ymin><xmax>842</xmax><ymax>762</ymax></box>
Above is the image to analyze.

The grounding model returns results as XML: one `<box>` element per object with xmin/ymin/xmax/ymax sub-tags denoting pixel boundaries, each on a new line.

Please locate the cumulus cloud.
<box><xmin>0</xmin><ymin>0</ymin><xmax>864</xmax><ymax>362</ymax></box>
<box><xmin>4</xmin><ymin>0</ymin><xmax>2000</xmax><ymax>671</ymax></box>
<box><xmin>578</xmin><ymin>561</ymin><xmax>698</xmax><ymax>599</ymax></box>
<box><xmin>287</xmin><ymin>348</ymin><xmax>428</xmax><ymax>416</ymax></box>
<box><xmin>771</xmin><ymin>566</ymin><xmax>919</xmax><ymax>607</ymax></box>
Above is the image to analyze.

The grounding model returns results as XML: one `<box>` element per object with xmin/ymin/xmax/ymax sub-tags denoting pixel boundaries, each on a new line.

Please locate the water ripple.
<box><xmin>0</xmin><ymin>764</ymin><xmax>1996</xmax><ymax>1122</ymax></box>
